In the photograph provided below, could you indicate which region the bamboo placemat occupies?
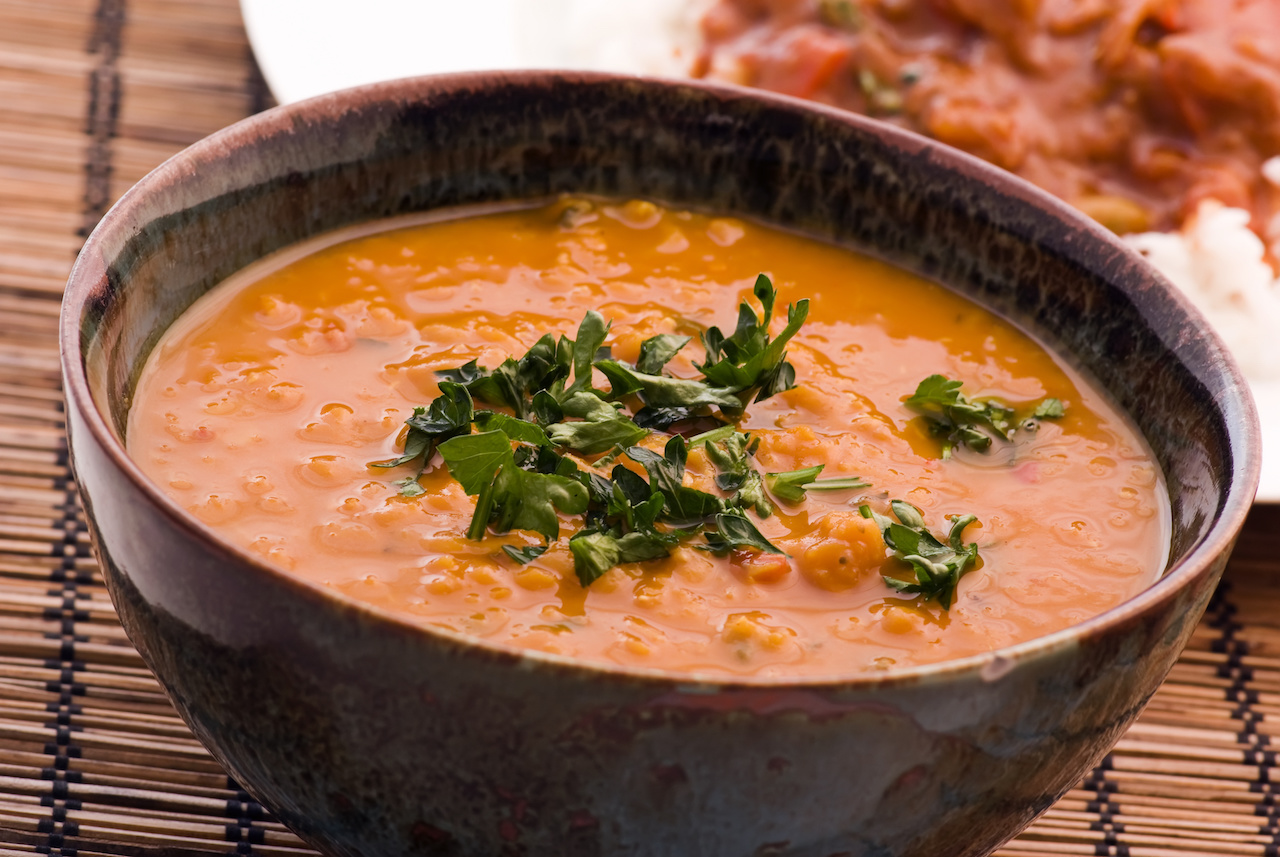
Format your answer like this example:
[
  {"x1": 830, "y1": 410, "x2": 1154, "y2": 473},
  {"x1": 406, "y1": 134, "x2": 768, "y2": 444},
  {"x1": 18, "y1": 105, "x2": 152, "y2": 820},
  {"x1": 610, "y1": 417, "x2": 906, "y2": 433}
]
[{"x1": 1, "y1": 1, "x2": 1277, "y2": 854}]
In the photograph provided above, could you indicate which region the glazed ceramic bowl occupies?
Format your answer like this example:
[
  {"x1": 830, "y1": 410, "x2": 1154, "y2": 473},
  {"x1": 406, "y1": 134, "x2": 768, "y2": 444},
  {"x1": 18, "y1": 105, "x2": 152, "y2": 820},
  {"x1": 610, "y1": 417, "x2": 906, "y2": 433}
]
[{"x1": 61, "y1": 72, "x2": 1259, "y2": 857}]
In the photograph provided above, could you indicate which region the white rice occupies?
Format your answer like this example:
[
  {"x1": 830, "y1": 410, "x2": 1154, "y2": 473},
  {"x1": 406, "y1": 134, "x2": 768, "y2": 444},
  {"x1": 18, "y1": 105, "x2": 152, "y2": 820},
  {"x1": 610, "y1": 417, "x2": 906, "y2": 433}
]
[
  {"x1": 1125, "y1": 190, "x2": 1280, "y2": 500},
  {"x1": 513, "y1": 0, "x2": 708, "y2": 78},
  {"x1": 1126, "y1": 197, "x2": 1280, "y2": 383}
]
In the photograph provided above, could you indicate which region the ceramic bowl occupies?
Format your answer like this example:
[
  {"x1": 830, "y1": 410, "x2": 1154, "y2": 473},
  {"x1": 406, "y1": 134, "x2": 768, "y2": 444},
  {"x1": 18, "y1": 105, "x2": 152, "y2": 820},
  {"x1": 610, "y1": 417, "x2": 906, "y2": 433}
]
[{"x1": 61, "y1": 72, "x2": 1260, "y2": 857}]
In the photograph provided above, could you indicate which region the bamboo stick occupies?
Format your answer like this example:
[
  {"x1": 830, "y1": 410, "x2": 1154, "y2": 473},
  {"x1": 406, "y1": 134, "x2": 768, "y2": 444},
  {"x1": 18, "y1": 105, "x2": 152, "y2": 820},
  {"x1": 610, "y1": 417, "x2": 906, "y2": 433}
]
[
  {"x1": 0, "y1": 798, "x2": 307, "y2": 848},
  {"x1": 0, "y1": 206, "x2": 81, "y2": 237},
  {"x1": 0, "y1": 296, "x2": 60, "y2": 319},
  {"x1": 0, "y1": 369, "x2": 61, "y2": 393},
  {"x1": 1053, "y1": 793, "x2": 1263, "y2": 823},
  {"x1": 0, "y1": 290, "x2": 70, "y2": 313}
]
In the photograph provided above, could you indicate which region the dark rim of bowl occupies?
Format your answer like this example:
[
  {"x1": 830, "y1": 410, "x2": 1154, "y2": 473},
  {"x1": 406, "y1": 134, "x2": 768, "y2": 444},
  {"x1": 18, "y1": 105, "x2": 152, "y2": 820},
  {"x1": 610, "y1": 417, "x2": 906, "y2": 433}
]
[{"x1": 60, "y1": 69, "x2": 1262, "y2": 690}]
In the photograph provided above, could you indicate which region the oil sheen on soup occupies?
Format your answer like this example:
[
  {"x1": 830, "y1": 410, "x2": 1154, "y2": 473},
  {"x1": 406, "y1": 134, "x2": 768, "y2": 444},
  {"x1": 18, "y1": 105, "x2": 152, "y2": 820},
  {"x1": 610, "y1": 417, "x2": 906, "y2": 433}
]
[{"x1": 126, "y1": 198, "x2": 1168, "y2": 678}]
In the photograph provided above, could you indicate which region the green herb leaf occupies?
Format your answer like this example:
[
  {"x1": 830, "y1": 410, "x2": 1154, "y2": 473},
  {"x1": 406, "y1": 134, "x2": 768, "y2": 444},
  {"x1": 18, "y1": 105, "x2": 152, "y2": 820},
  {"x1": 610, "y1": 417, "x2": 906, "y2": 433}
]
[
  {"x1": 435, "y1": 360, "x2": 486, "y2": 386},
  {"x1": 636, "y1": 333, "x2": 692, "y2": 374},
  {"x1": 603, "y1": 468, "x2": 667, "y2": 533},
  {"x1": 372, "y1": 382, "x2": 476, "y2": 494},
  {"x1": 947, "y1": 514, "x2": 979, "y2": 552},
  {"x1": 558, "y1": 391, "x2": 623, "y2": 421},
  {"x1": 702, "y1": 511, "x2": 785, "y2": 555},
  {"x1": 809, "y1": 476, "x2": 872, "y2": 492},
  {"x1": 696, "y1": 274, "x2": 808, "y2": 405},
  {"x1": 860, "y1": 500, "x2": 980, "y2": 609},
  {"x1": 493, "y1": 467, "x2": 589, "y2": 541},
  {"x1": 1033, "y1": 398, "x2": 1066, "y2": 419},
  {"x1": 465, "y1": 467, "x2": 497, "y2": 540},
  {"x1": 768, "y1": 468, "x2": 874, "y2": 502},
  {"x1": 687, "y1": 424, "x2": 738, "y2": 448},
  {"x1": 626, "y1": 442, "x2": 723, "y2": 524},
  {"x1": 596, "y1": 359, "x2": 742, "y2": 409},
  {"x1": 546, "y1": 416, "x2": 650, "y2": 455},
  {"x1": 542, "y1": 449, "x2": 612, "y2": 505},
  {"x1": 463, "y1": 362, "x2": 522, "y2": 415},
  {"x1": 393, "y1": 476, "x2": 427, "y2": 498},
  {"x1": 532, "y1": 390, "x2": 564, "y2": 426},
  {"x1": 376, "y1": 427, "x2": 431, "y2": 471},
  {"x1": 755, "y1": 360, "x2": 797, "y2": 403},
  {"x1": 502, "y1": 544, "x2": 548, "y2": 565},
  {"x1": 567, "y1": 311, "x2": 611, "y2": 396},
  {"x1": 519, "y1": 334, "x2": 572, "y2": 398},
  {"x1": 633, "y1": 406, "x2": 699, "y2": 430},
  {"x1": 438, "y1": 430, "x2": 589, "y2": 541},
  {"x1": 570, "y1": 529, "x2": 681, "y2": 587},
  {"x1": 610, "y1": 465, "x2": 654, "y2": 507},
  {"x1": 473, "y1": 412, "x2": 552, "y2": 447},
  {"x1": 704, "y1": 432, "x2": 771, "y2": 517},
  {"x1": 765, "y1": 464, "x2": 825, "y2": 504},
  {"x1": 437, "y1": 334, "x2": 571, "y2": 420},
  {"x1": 889, "y1": 499, "x2": 927, "y2": 531},
  {"x1": 904, "y1": 374, "x2": 1016, "y2": 457},
  {"x1": 405, "y1": 382, "x2": 474, "y2": 436},
  {"x1": 437, "y1": 430, "x2": 513, "y2": 494}
]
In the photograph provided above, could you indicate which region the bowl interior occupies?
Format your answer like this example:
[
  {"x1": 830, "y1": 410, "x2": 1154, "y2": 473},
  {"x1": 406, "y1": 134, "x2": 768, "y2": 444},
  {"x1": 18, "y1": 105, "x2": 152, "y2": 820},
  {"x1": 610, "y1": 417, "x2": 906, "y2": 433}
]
[{"x1": 70, "y1": 72, "x2": 1256, "y2": 628}]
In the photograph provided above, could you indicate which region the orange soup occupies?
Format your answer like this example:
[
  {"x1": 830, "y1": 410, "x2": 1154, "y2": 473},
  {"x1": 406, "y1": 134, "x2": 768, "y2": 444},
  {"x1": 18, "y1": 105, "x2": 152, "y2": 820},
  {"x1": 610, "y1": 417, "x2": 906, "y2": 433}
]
[{"x1": 126, "y1": 197, "x2": 1168, "y2": 678}]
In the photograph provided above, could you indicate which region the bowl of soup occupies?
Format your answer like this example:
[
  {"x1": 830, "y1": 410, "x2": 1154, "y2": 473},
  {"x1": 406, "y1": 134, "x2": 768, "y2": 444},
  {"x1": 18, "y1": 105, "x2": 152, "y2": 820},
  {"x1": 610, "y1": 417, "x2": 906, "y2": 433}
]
[{"x1": 61, "y1": 71, "x2": 1259, "y2": 857}]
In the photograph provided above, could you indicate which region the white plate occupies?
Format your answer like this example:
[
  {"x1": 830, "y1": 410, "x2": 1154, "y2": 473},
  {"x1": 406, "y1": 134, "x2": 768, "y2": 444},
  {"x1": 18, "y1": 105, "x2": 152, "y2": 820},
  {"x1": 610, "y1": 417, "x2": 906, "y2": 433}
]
[
  {"x1": 239, "y1": 0, "x2": 1273, "y2": 502},
  {"x1": 241, "y1": 0, "x2": 520, "y2": 105},
  {"x1": 1252, "y1": 382, "x2": 1278, "y2": 502},
  {"x1": 239, "y1": 0, "x2": 701, "y2": 106}
]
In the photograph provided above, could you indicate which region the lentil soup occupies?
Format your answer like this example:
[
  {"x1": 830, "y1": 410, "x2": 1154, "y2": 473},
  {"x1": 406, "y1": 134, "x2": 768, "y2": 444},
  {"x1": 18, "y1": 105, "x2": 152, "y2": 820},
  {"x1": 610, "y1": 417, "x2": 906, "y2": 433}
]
[{"x1": 126, "y1": 197, "x2": 1168, "y2": 678}]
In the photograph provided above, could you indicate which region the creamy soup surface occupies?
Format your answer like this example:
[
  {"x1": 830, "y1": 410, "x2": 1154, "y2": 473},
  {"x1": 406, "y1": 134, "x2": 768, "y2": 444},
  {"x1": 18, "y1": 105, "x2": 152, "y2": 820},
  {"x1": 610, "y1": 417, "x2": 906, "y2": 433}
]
[{"x1": 127, "y1": 198, "x2": 1168, "y2": 678}]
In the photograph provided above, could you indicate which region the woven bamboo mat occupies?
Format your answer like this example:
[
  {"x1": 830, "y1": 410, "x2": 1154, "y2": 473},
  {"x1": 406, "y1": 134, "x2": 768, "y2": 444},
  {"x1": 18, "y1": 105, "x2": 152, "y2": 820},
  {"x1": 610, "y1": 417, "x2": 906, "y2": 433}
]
[{"x1": 1, "y1": 1, "x2": 1278, "y2": 854}]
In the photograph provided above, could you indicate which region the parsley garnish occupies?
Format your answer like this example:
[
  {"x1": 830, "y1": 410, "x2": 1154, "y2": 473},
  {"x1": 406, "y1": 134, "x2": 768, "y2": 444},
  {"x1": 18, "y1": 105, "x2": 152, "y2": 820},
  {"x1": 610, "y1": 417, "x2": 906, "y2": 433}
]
[
  {"x1": 373, "y1": 279, "x2": 1005, "y2": 608},
  {"x1": 765, "y1": 465, "x2": 871, "y2": 504},
  {"x1": 702, "y1": 510, "x2": 784, "y2": 555},
  {"x1": 370, "y1": 381, "x2": 474, "y2": 496},
  {"x1": 636, "y1": 333, "x2": 691, "y2": 374},
  {"x1": 1033, "y1": 398, "x2": 1065, "y2": 419},
  {"x1": 568, "y1": 466, "x2": 694, "y2": 586},
  {"x1": 596, "y1": 359, "x2": 742, "y2": 410},
  {"x1": 766, "y1": 465, "x2": 824, "y2": 503},
  {"x1": 625, "y1": 438, "x2": 725, "y2": 525},
  {"x1": 377, "y1": 274, "x2": 803, "y2": 587},
  {"x1": 437, "y1": 430, "x2": 590, "y2": 541},
  {"x1": 473, "y1": 411, "x2": 551, "y2": 447},
  {"x1": 703, "y1": 432, "x2": 772, "y2": 517},
  {"x1": 905, "y1": 374, "x2": 1066, "y2": 458},
  {"x1": 859, "y1": 500, "x2": 980, "y2": 609},
  {"x1": 808, "y1": 476, "x2": 873, "y2": 492},
  {"x1": 502, "y1": 544, "x2": 548, "y2": 565},
  {"x1": 436, "y1": 334, "x2": 569, "y2": 421},
  {"x1": 545, "y1": 416, "x2": 649, "y2": 456},
  {"x1": 696, "y1": 274, "x2": 809, "y2": 408},
  {"x1": 570, "y1": 529, "x2": 683, "y2": 587}
]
